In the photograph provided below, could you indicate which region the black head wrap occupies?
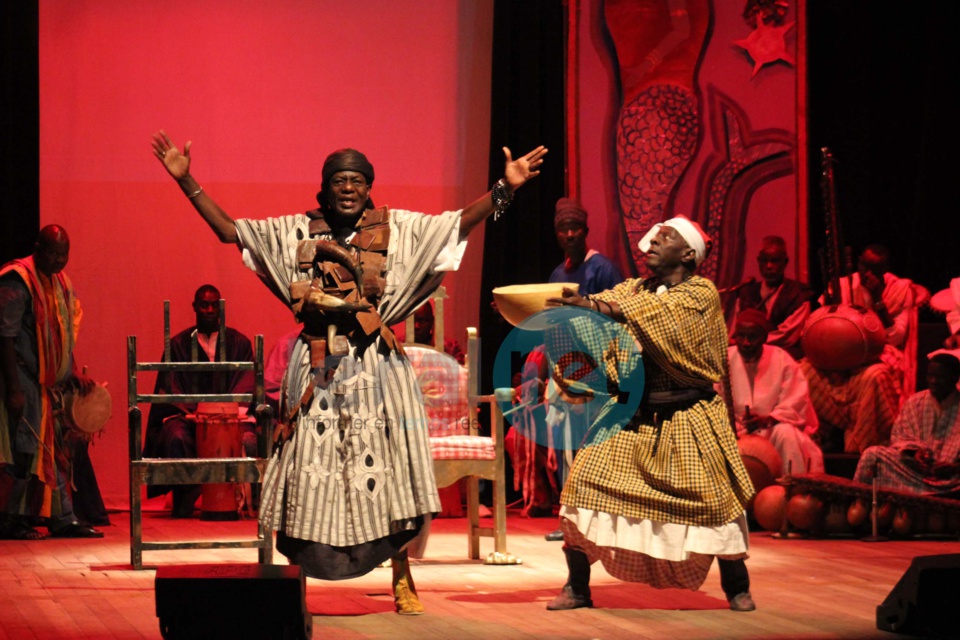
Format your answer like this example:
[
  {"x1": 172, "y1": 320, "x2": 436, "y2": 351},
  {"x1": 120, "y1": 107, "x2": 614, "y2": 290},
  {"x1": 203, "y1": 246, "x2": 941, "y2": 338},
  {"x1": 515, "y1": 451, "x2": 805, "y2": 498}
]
[
  {"x1": 930, "y1": 353, "x2": 960, "y2": 380},
  {"x1": 316, "y1": 148, "x2": 375, "y2": 210}
]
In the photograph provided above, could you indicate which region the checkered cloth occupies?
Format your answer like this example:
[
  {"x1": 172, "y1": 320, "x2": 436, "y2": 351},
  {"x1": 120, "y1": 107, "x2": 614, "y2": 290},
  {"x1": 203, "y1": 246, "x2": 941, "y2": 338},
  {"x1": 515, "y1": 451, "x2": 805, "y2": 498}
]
[
  {"x1": 405, "y1": 347, "x2": 494, "y2": 461},
  {"x1": 404, "y1": 346, "x2": 473, "y2": 438},
  {"x1": 560, "y1": 276, "x2": 754, "y2": 527},
  {"x1": 800, "y1": 359, "x2": 900, "y2": 453},
  {"x1": 429, "y1": 435, "x2": 496, "y2": 460},
  {"x1": 853, "y1": 389, "x2": 960, "y2": 494},
  {"x1": 562, "y1": 521, "x2": 714, "y2": 590}
]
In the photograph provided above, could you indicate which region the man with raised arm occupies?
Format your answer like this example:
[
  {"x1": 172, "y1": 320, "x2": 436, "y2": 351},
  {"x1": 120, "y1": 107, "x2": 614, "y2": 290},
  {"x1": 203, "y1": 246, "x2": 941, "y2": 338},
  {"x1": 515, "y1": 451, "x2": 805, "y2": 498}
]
[{"x1": 152, "y1": 130, "x2": 545, "y2": 615}]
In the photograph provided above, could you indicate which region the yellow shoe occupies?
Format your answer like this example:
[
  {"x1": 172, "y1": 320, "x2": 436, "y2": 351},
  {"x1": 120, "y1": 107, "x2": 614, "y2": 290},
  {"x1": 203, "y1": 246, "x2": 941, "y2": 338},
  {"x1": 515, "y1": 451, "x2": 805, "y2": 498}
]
[{"x1": 392, "y1": 552, "x2": 425, "y2": 616}]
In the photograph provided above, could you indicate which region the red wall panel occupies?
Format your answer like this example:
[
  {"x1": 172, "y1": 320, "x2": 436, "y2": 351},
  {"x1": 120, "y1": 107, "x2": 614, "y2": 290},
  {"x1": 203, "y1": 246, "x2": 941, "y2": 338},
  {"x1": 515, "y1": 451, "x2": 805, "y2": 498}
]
[{"x1": 40, "y1": 0, "x2": 493, "y2": 508}]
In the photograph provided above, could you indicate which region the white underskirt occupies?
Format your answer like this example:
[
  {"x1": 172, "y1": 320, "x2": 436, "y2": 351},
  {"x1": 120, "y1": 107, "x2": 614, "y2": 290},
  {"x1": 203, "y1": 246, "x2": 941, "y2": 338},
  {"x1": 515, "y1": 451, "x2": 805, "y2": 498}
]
[{"x1": 559, "y1": 505, "x2": 750, "y2": 562}]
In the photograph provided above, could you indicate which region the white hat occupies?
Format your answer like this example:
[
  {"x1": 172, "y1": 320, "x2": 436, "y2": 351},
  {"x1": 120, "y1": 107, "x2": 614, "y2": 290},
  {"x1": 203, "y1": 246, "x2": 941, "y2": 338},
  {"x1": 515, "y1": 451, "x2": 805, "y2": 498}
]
[
  {"x1": 929, "y1": 277, "x2": 960, "y2": 313},
  {"x1": 638, "y1": 215, "x2": 712, "y2": 266}
]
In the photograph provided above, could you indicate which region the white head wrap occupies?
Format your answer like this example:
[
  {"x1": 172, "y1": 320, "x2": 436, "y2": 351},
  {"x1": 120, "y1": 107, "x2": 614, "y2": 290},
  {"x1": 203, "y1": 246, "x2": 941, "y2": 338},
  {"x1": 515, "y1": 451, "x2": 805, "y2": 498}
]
[{"x1": 637, "y1": 215, "x2": 711, "y2": 267}]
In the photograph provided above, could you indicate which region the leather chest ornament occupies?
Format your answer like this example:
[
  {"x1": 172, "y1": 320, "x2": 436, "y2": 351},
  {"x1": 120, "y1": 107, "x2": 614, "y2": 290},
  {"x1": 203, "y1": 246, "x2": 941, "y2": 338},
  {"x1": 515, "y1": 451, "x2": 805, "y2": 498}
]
[{"x1": 288, "y1": 207, "x2": 395, "y2": 361}]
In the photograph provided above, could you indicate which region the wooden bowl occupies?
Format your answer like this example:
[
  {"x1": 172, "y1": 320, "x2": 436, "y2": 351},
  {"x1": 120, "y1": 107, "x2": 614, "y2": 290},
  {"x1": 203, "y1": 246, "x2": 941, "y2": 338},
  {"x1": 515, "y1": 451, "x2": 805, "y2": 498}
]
[{"x1": 492, "y1": 283, "x2": 579, "y2": 328}]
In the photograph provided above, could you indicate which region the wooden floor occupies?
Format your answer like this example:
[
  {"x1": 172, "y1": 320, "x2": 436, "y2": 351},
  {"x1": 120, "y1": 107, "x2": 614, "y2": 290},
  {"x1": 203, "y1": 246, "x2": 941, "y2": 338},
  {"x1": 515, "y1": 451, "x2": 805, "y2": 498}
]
[{"x1": 0, "y1": 506, "x2": 957, "y2": 640}]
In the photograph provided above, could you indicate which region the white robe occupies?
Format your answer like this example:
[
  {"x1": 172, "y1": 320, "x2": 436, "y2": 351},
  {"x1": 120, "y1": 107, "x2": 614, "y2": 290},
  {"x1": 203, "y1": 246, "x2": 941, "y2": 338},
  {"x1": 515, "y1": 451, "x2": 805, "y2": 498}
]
[{"x1": 724, "y1": 344, "x2": 824, "y2": 475}]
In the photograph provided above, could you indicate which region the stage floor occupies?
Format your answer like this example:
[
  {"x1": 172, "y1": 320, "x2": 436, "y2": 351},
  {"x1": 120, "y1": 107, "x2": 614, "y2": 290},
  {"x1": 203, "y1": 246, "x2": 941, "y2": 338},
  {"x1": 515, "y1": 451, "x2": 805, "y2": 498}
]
[{"x1": 0, "y1": 506, "x2": 954, "y2": 639}]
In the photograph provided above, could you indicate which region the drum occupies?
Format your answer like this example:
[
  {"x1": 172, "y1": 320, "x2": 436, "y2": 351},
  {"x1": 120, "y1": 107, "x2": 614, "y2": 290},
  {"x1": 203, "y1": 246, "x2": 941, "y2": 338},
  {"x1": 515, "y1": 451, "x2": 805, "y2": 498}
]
[
  {"x1": 738, "y1": 434, "x2": 783, "y2": 510},
  {"x1": 195, "y1": 402, "x2": 242, "y2": 521},
  {"x1": 801, "y1": 303, "x2": 886, "y2": 371},
  {"x1": 62, "y1": 383, "x2": 112, "y2": 435}
]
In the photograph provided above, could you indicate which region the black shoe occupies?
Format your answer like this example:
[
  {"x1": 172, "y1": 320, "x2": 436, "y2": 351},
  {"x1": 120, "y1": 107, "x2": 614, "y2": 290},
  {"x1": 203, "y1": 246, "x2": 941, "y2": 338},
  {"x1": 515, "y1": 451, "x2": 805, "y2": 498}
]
[
  {"x1": 546, "y1": 585, "x2": 592, "y2": 611},
  {"x1": 544, "y1": 528, "x2": 564, "y2": 542},
  {"x1": 728, "y1": 592, "x2": 756, "y2": 612},
  {"x1": 50, "y1": 523, "x2": 104, "y2": 538}
]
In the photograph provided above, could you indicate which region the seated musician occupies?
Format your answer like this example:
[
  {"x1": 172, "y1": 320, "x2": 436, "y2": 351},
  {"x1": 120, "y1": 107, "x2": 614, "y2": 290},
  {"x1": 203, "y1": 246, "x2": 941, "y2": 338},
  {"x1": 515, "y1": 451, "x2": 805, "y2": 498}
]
[
  {"x1": 853, "y1": 353, "x2": 960, "y2": 495},
  {"x1": 799, "y1": 245, "x2": 915, "y2": 453},
  {"x1": 730, "y1": 236, "x2": 813, "y2": 361},
  {"x1": 721, "y1": 310, "x2": 824, "y2": 475},
  {"x1": 143, "y1": 284, "x2": 255, "y2": 517}
]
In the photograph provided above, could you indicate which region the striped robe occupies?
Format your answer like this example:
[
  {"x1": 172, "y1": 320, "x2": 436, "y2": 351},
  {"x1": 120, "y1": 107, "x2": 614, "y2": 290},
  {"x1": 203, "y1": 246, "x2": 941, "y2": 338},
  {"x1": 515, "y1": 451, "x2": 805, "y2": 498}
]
[
  {"x1": 559, "y1": 276, "x2": 754, "y2": 590},
  {"x1": 0, "y1": 257, "x2": 80, "y2": 518},
  {"x1": 235, "y1": 208, "x2": 460, "y2": 579}
]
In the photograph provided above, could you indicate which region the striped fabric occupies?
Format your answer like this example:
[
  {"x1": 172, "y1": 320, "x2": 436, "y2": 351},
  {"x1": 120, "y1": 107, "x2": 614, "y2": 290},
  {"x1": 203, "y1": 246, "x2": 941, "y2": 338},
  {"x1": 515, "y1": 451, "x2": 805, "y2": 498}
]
[
  {"x1": 236, "y1": 209, "x2": 461, "y2": 548},
  {"x1": 0, "y1": 257, "x2": 80, "y2": 516}
]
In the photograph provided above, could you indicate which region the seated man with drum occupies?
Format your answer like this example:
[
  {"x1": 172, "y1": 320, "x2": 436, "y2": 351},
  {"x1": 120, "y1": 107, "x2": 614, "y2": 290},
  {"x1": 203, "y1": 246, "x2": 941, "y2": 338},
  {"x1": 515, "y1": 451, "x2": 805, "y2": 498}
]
[
  {"x1": 722, "y1": 309, "x2": 824, "y2": 475},
  {"x1": 800, "y1": 245, "x2": 916, "y2": 453},
  {"x1": 0, "y1": 225, "x2": 104, "y2": 539},
  {"x1": 143, "y1": 284, "x2": 256, "y2": 518}
]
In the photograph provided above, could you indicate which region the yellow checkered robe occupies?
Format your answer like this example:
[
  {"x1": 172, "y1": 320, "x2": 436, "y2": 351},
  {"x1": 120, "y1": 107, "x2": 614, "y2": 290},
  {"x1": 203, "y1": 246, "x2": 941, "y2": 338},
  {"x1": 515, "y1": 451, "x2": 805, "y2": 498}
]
[{"x1": 560, "y1": 276, "x2": 754, "y2": 527}]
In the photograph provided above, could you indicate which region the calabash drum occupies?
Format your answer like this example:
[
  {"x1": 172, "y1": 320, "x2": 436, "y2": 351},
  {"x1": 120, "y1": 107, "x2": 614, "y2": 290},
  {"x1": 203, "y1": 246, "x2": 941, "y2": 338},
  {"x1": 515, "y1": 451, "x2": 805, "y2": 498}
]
[
  {"x1": 62, "y1": 383, "x2": 112, "y2": 435},
  {"x1": 195, "y1": 402, "x2": 242, "y2": 521},
  {"x1": 737, "y1": 434, "x2": 783, "y2": 510},
  {"x1": 801, "y1": 304, "x2": 886, "y2": 371},
  {"x1": 752, "y1": 484, "x2": 787, "y2": 532}
]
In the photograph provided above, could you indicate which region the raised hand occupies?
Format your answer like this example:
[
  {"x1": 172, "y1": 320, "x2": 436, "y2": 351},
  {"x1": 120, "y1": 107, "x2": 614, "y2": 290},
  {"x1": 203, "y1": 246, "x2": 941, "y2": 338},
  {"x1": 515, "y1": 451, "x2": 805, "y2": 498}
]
[
  {"x1": 742, "y1": 413, "x2": 772, "y2": 433},
  {"x1": 151, "y1": 130, "x2": 192, "y2": 181},
  {"x1": 503, "y1": 145, "x2": 548, "y2": 191},
  {"x1": 70, "y1": 372, "x2": 97, "y2": 395}
]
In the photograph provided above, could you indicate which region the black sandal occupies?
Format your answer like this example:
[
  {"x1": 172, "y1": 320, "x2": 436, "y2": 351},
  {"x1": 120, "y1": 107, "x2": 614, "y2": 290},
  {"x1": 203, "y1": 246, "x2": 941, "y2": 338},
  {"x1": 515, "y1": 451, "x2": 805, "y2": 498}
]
[
  {"x1": 49, "y1": 523, "x2": 104, "y2": 538},
  {"x1": 0, "y1": 517, "x2": 47, "y2": 540}
]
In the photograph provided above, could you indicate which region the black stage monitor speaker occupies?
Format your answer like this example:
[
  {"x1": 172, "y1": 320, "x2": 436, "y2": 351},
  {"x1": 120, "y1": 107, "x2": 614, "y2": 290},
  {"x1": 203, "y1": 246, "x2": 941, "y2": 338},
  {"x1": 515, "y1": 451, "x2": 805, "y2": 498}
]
[
  {"x1": 876, "y1": 553, "x2": 960, "y2": 638},
  {"x1": 155, "y1": 563, "x2": 311, "y2": 640}
]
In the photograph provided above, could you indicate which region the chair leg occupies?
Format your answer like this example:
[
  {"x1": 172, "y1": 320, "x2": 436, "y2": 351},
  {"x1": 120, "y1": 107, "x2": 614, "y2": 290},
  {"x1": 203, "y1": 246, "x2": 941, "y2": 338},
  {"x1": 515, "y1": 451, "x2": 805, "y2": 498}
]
[
  {"x1": 466, "y1": 476, "x2": 480, "y2": 560},
  {"x1": 483, "y1": 470, "x2": 521, "y2": 565},
  {"x1": 130, "y1": 471, "x2": 143, "y2": 570},
  {"x1": 493, "y1": 472, "x2": 507, "y2": 554}
]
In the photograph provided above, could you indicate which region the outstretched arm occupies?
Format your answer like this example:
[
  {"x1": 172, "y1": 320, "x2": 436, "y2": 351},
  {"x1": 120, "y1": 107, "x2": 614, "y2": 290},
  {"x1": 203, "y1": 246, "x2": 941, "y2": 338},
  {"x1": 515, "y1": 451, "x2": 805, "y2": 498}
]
[
  {"x1": 151, "y1": 130, "x2": 238, "y2": 244},
  {"x1": 458, "y1": 145, "x2": 548, "y2": 239},
  {"x1": 546, "y1": 288, "x2": 625, "y2": 322}
]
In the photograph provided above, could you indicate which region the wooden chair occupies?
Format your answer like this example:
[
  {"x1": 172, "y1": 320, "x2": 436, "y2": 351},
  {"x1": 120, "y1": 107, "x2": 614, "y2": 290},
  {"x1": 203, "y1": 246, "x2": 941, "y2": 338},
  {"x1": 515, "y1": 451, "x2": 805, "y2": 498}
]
[
  {"x1": 127, "y1": 301, "x2": 273, "y2": 569},
  {"x1": 402, "y1": 289, "x2": 520, "y2": 564}
]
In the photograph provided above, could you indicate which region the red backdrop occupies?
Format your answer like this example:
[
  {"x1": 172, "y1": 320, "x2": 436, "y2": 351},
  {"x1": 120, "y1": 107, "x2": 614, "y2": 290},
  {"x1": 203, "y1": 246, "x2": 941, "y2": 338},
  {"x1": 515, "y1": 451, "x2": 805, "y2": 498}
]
[{"x1": 39, "y1": 0, "x2": 494, "y2": 509}]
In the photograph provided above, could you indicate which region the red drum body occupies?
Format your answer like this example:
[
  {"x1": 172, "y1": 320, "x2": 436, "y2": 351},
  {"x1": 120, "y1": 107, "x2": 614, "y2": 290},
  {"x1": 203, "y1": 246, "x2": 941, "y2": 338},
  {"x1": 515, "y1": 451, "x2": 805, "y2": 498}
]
[
  {"x1": 195, "y1": 403, "x2": 242, "y2": 521},
  {"x1": 801, "y1": 304, "x2": 886, "y2": 371},
  {"x1": 737, "y1": 434, "x2": 783, "y2": 509}
]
